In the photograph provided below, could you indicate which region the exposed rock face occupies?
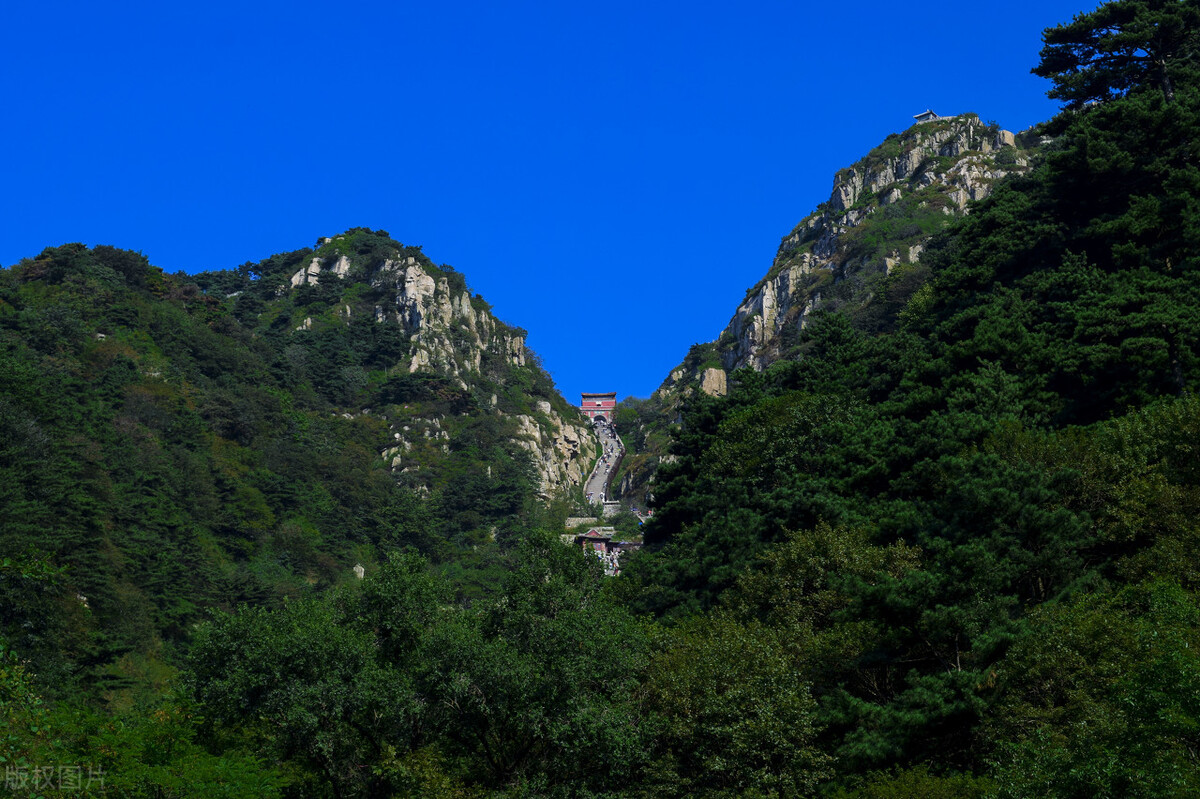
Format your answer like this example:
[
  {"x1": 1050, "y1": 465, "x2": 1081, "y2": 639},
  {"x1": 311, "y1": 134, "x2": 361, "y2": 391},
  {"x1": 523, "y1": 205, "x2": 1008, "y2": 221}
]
[
  {"x1": 291, "y1": 256, "x2": 323, "y2": 287},
  {"x1": 286, "y1": 238, "x2": 596, "y2": 498},
  {"x1": 289, "y1": 254, "x2": 352, "y2": 287},
  {"x1": 717, "y1": 114, "x2": 1033, "y2": 374},
  {"x1": 367, "y1": 256, "x2": 528, "y2": 380},
  {"x1": 616, "y1": 114, "x2": 1037, "y2": 503},
  {"x1": 510, "y1": 413, "x2": 593, "y2": 493},
  {"x1": 700, "y1": 367, "x2": 727, "y2": 397}
]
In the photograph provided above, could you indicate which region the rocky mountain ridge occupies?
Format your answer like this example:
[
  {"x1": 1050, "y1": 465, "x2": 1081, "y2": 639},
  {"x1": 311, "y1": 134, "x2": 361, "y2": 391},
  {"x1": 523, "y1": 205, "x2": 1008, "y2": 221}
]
[
  {"x1": 282, "y1": 233, "x2": 596, "y2": 497},
  {"x1": 614, "y1": 114, "x2": 1040, "y2": 505},
  {"x1": 717, "y1": 114, "x2": 1031, "y2": 373},
  {"x1": 644, "y1": 115, "x2": 1039, "y2": 409},
  {"x1": 695, "y1": 114, "x2": 1036, "y2": 386}
]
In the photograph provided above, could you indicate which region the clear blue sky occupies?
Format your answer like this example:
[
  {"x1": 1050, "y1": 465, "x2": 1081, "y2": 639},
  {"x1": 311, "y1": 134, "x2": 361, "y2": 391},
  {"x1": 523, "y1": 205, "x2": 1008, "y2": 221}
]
[{"x1": 2, "y1": 0, "x2": 1090, "y2": 403}]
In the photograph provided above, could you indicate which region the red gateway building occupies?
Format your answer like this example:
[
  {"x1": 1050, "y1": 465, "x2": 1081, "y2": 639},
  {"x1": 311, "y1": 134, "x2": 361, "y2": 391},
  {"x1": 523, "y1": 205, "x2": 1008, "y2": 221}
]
[{"x1": 581, "y1": 392, "x2": 617, "y2": 422}]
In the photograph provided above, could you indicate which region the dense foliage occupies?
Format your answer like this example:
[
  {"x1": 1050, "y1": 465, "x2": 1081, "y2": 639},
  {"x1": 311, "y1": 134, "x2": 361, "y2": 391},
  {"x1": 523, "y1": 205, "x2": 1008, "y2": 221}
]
[
  {"x1": 0, "y1": 229, "x2": 577, "y2": 703},
  {"x1": 620, "y1": 1, "x2": 1200, "y2": 792},
  {"x1": 4, "y1": 2, "x2": 1200, "y2": 796}
]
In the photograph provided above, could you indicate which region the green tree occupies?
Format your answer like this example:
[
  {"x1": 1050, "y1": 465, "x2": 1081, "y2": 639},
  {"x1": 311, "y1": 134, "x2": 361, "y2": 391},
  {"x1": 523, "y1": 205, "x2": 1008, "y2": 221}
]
[
  {"x1": 984, "y1": 581, "x2": 1200, "y2": 798},
  {"x1": 189, "y1": 591, "x2": 428, "y2": 797},
  {"x1": 423, "y1": 532, "x2": 650, "y2": 794},
  {"x1": 641, "y1": 614, "x2": 831, "y2": 797},
  {"x1": 829, "y1": 766, "x2": 993, "y2": 799},
  {"x1": 1033, "y1": 0, "x2": 1200, "y2": 106}
]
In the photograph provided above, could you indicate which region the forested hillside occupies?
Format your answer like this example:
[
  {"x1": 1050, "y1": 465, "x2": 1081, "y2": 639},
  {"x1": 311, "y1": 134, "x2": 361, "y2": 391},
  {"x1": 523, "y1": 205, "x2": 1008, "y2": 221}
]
[
  {"x1": 4, "y1": 1, "x2": 1200, "y2": 797},
  {"x1": 625, "y1": 0, "x2": 1200, "y2": 793},
  {"x1": 0, "y1": 229, "x2": 593, "y2": 706},
  {"x1": 614, "y1": 114, "x2": 1040, "y2": 507}
]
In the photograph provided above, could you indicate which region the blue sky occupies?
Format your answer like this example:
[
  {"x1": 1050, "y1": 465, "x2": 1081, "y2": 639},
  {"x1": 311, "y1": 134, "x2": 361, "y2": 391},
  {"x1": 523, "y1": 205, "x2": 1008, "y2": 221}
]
[{"x1": 2, "y1": 0, "x2": 1091, "y2": 403}]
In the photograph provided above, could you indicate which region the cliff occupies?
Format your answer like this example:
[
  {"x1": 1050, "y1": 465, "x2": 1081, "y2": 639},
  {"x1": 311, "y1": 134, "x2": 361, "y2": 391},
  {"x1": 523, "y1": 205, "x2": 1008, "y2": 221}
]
[
  {"x1": 0, "y1": 231, "x2": 599, "y2": 690},
  {"x1": 717, "y1": 114, "x2": 1033, "y2": 373},
  {"x1": 616, "y1": 114, "x2": 1040, "y2": 504},
  {"x1": 282, "y1": 231, "x2": 596, "y2": 497}
]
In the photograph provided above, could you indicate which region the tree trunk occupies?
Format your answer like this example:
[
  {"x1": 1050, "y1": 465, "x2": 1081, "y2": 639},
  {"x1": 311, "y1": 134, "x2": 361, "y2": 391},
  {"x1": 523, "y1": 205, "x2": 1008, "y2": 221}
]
[{"x1": 1158, "y1": 57, "x2": 1175, "y2": 103}]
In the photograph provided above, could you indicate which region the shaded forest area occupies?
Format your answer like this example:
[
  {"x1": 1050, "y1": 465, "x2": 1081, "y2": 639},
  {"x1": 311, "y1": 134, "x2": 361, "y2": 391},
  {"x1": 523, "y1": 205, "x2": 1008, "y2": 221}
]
[{"x1": 5, "y1": 1, "x2": 1200, "y2": 796}]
